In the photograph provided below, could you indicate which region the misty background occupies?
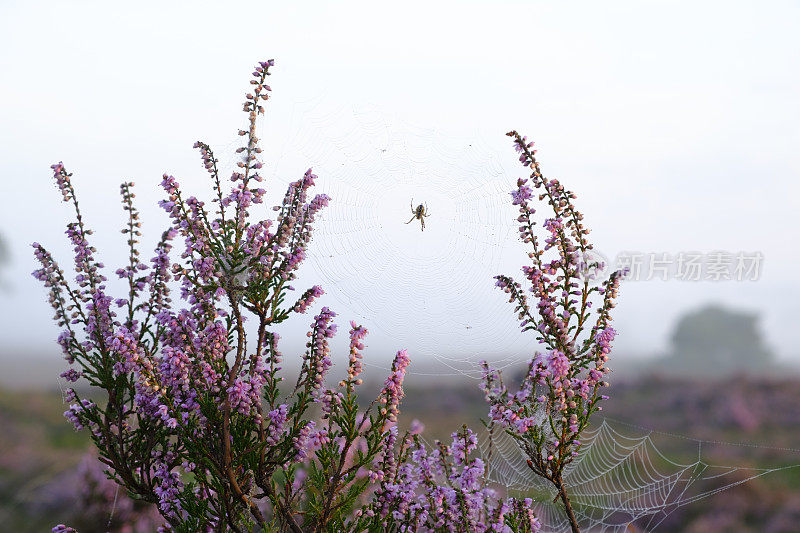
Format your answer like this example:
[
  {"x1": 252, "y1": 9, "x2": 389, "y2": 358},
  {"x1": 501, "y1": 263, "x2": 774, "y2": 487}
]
[{"x1": 1, "y1": 0, "x2": 799, "y2": 385}]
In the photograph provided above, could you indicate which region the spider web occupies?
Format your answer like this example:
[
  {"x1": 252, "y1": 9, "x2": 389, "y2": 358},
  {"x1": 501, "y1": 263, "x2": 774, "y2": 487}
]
[
  {"x1": 265, "y1": 97, "x2": 538, "y2": 377},
  {"x1": 480, "y1": 417, "x2": 800, "y2": 532}
]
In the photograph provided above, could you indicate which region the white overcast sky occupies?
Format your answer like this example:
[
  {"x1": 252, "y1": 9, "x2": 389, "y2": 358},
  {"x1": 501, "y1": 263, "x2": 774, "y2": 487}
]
[{"x1": 1, "y1": 0, "x2": 799, "y2": 374}]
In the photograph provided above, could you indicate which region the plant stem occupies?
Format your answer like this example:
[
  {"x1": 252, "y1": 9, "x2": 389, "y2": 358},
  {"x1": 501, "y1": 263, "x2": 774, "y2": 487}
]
[{"x1": 555, "y1": 476, "x2": 580, "y2": 533}]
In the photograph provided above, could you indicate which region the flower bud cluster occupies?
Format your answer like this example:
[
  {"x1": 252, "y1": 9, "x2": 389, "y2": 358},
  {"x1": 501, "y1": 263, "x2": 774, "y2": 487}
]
[{"x1": 361, "y1": 428, "x2": 541, "y2": 532}]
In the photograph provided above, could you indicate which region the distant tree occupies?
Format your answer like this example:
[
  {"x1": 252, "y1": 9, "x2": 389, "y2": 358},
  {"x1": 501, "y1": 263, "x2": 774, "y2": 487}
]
[{"x1": 663, "y1": 304, "x2": 773, "y2": 375}]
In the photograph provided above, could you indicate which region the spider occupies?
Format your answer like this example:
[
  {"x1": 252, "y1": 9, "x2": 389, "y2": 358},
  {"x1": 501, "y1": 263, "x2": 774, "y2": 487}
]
[{"x1": 406, "y1": 199, "x2": 430, "y2": 231}]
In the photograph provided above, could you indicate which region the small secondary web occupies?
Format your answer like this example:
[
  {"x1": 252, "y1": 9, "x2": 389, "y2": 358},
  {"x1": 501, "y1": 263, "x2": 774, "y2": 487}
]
[{"x1": 479, "y1": 416, "x2": 800, "y2": 532}]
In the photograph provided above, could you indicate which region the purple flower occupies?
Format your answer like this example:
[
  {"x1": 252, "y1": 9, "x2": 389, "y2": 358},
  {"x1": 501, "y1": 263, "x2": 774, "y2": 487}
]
[
  {"x1": 510, "y1": 178, "x2": 533, "y2": 205},
  {"x1": 379, "y1": 349, "x2": 410, "y2": 425}
]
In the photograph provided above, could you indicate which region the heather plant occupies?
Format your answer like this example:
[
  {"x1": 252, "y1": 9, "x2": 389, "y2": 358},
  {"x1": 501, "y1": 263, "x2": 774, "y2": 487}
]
[
  {"x1": 481, "y1": 132, "x2": 625, "y2": 533},
  {"x1": 34, "y1": 60, "x2": 541, "y2": 532},
  {"x1": 34, "y1": 59, "x2": 412, "y2": 532},
  {"x1": 357, "y1": 425, "x2": 541, "y2": 532}
]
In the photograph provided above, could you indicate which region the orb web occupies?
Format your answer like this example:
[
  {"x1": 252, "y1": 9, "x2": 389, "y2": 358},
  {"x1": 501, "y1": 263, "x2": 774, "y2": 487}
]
[{"x1": 272, "y1": 99, "x2": 538, "y2": 376}]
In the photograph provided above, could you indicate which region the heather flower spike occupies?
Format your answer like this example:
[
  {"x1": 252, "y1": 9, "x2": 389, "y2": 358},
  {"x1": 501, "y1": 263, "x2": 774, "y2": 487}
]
[{"x1": 481, "y1": 131, "x2": 625, "y2": 533}]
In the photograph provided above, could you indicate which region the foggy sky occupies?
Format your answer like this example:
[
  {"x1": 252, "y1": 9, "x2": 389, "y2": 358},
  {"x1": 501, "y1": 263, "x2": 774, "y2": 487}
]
[{"x1": 1, "y1": 0, "x2": 799, "y2": 375}]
